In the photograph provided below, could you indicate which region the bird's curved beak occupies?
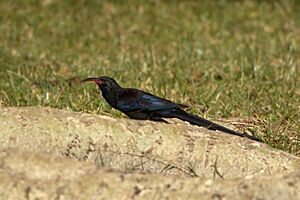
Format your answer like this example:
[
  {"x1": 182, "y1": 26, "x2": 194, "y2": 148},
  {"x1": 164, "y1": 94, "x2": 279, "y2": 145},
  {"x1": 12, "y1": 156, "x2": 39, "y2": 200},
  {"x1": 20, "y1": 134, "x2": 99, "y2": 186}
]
[{"x1": 81, "y1": 77, "x2": 103, "y2": 84}]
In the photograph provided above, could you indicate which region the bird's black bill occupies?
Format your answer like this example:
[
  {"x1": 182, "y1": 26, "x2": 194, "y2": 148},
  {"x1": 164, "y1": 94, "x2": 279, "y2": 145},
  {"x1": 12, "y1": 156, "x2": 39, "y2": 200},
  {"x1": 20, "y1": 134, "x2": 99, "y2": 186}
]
[{"x1": 81, "y1": 77, "x2": 103, "y2": 84}]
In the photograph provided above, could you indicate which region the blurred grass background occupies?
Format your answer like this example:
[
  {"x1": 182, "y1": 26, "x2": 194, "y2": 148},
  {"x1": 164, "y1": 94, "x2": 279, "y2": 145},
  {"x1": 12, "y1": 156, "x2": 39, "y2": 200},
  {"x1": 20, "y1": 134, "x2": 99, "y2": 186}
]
[{"x1": 0, "y1": 0, "x2": 299, "y2": 153}]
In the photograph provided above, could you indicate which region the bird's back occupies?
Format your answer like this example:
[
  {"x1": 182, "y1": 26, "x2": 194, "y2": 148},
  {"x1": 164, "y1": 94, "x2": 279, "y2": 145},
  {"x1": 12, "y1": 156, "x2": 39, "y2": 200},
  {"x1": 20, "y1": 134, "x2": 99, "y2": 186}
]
[{"x1": 116, "y1": 88, "x2": 186, "y2": 112}]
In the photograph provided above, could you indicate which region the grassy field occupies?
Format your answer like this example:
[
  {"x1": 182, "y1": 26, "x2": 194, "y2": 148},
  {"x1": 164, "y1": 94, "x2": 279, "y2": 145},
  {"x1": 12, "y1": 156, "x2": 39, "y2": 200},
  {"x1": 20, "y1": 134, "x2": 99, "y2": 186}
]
[{"x1": 0, "y1": 0, "x2": 299, "y2": 154}]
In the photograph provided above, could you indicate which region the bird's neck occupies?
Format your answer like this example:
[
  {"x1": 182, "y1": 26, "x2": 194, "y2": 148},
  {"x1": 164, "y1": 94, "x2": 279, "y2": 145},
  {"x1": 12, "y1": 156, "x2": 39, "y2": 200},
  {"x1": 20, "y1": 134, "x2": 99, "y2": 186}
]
[{"x1": 99, "y1": 86, "x2": 122, "y2": 108}]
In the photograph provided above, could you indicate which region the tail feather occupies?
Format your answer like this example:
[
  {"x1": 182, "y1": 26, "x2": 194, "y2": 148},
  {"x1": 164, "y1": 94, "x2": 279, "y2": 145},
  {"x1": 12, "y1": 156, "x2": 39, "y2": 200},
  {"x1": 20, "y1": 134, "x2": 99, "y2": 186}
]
[{"x1": 171, "y1": 109, "x2": 260, "y2": 142}]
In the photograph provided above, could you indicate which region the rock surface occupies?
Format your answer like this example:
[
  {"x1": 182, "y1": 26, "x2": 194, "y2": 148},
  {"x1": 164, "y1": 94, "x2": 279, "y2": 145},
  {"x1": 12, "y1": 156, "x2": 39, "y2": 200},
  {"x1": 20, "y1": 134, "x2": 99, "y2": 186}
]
[
  {"x1": 0, "y1": 107, "x2": 300, "y2": 199},
  {"x1": 0, "y1": 148, "x2": 300, "y2": 200}
]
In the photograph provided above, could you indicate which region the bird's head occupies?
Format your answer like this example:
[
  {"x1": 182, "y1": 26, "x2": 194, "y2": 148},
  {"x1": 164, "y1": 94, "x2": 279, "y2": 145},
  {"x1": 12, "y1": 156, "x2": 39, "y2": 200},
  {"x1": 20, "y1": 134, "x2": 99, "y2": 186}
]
[{"x1": 81, "y1": 76, "x2": 121, "y2": 92}]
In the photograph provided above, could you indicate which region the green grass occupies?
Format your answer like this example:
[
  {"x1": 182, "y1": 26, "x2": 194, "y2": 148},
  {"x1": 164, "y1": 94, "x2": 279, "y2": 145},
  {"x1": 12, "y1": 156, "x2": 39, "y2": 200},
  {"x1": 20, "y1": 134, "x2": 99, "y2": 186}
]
[{"x1": 0, "y1": 0, "x2": 299, "y2": 154}]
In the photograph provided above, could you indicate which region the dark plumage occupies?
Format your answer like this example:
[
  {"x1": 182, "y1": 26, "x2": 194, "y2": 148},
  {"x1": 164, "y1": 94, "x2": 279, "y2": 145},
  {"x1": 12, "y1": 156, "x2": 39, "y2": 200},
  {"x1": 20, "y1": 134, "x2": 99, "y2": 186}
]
[{"x1": 82, "y1": 76, "x2": 260, "y2": 141}]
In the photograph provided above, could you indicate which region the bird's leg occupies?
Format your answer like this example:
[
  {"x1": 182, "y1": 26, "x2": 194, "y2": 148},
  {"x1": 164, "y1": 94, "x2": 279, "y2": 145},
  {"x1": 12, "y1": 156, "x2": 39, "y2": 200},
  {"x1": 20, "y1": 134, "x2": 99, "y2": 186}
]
[
  {"x1": 149, "y1": 116, "x2": 170, "y2": 124},
  {"x1": 147, "y1": 112, "x2": 169, "y2": 123}
]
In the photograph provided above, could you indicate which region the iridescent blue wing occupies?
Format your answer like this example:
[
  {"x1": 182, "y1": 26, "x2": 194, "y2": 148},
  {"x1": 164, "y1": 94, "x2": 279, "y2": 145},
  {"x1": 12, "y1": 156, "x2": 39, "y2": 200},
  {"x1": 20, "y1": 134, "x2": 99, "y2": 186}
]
[{"x1": 117, "y1": 89, "x2": 186, "y2": 112}]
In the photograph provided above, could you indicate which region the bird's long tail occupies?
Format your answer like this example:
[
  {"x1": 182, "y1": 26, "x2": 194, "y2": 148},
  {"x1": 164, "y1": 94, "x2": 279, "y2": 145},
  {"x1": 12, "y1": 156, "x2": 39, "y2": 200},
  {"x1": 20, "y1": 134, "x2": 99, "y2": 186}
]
[{"x1": 171, "y1": 109, "x2": 260, "y2": 142}]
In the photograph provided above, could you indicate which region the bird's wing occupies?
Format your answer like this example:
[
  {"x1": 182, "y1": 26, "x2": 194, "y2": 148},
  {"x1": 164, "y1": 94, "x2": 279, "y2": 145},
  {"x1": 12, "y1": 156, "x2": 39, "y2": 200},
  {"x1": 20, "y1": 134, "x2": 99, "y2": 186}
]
[{"x1": 117, "y1": 89, "x2": 183, "y2": 112}]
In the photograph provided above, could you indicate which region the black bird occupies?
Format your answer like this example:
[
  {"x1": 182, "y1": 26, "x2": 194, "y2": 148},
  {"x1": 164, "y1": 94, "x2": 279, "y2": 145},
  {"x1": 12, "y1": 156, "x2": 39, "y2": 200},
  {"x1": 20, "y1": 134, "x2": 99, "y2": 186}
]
[{"x1": 82, "y1": 76, "x2": 260, "y2": 141}]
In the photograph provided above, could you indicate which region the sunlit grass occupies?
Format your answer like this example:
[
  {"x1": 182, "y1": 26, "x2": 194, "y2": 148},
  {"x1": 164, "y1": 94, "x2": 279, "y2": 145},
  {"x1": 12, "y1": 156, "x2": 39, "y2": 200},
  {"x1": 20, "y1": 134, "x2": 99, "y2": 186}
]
[{"x1": 0, "y1": 0, "x2": 299, "y2": 154}]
